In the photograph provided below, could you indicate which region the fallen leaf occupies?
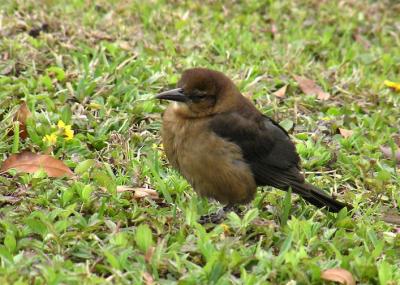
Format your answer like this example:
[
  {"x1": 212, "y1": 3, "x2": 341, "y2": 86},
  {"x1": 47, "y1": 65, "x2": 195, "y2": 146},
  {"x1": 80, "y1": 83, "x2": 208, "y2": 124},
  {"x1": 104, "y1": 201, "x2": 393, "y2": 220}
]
[
  {"x1": 384, "y1": 80, "x2": 400, "y2": 92},
  {"x1": 0, "y1": 195, "x2": 21, "y2": 205},
  {"x1": 116, "y1": 186, "x2": 135, "y2": 192},
  {"x1": 89, "y1": 30, "x2": 114, "y2": 41},
  {"x1": 0, "y1": 151, "x2": 73, "y2": 177},
  {"x1": 380, "y1": 146, "x2": 400, "y2": 163},
  {"x1": 2, "y1": 52, "x2": 9, "y2": 60},
  {"x1": 317, "y1": 92, "x2": 330, "y2": 100},
  {"x1": 339, "y1": 128, "x2": 354, "y2": 138},
  {"x1": 116, "y1": 186, "x2": 160, "y2": 200},
  {"x1": 118, "y1": 41, "x2": 132, "y2": 51},
  {"x1": 252, "y1": 218, "x2": 278, "y2": 228},
  {"x1": 294, "y1": 75, "x2": 330, "y2": 100},
  {"x1": 321, "y1": 268, "x2": 355, "y2": 285},
  {"x1": 382, "y1": 213, "x2": 400, "y2": 225},
  {"x1": 142, "y1": 272, "x2": 154, "y2": 285},
  {"x1": 273, "y1": 85, "x2": 287, "y2": 98},
  {"x1": 14, "y1": 102, "x2": 31, "y2": 139},
  {"x1": 144, "y1": 246, "x2": 155, "y2": 263},
  {"x1": 133, "y1": 188, "x2": 159, "y2": 200}
]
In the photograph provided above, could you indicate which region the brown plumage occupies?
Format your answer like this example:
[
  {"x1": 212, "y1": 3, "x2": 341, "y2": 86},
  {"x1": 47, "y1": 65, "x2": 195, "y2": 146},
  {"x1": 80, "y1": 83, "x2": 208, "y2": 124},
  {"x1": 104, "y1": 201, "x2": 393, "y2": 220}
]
[{"x1": 156, "y1": 68, "x2": 350, "y2": 221}]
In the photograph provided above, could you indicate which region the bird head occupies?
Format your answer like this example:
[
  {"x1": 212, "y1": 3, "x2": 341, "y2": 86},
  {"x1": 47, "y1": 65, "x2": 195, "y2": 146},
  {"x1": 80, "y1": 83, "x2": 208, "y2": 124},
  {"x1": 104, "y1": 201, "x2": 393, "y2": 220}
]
[{"x1": 156, "y1": 68, "x2": 243, "y2": 117}]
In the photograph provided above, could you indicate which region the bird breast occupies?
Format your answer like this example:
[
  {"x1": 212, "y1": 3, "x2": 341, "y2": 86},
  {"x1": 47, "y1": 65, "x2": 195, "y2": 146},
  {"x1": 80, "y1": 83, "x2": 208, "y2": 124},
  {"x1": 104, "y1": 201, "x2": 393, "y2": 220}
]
[{"x1": 161, "y1": 106, "x2": 257, "y2": 204}]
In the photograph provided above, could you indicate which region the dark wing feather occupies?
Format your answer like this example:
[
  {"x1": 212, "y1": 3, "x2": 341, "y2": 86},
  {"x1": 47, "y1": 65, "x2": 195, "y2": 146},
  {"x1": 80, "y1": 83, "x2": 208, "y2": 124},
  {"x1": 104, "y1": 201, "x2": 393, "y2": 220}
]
[
  {"x1": 209, "y1": 110, "x2": 350, "y2": 212},
  {"x1": 209, "y1": 111, "x2": 303, "y2": 187}
]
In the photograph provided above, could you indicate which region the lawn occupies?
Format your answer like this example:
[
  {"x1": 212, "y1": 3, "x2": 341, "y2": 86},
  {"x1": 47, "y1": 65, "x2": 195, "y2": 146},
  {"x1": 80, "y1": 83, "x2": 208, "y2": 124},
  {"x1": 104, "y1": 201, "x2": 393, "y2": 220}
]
[{"x1": 0, "y1": 0, "x2": 399, "y2": 284}]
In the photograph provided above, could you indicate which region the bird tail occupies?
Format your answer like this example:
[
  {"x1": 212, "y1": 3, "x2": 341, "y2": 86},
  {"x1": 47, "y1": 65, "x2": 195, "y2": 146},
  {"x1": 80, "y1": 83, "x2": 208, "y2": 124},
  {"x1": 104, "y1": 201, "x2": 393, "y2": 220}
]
[{"x1": 290, "y1": 182, "x2": 351, "y2": 213}]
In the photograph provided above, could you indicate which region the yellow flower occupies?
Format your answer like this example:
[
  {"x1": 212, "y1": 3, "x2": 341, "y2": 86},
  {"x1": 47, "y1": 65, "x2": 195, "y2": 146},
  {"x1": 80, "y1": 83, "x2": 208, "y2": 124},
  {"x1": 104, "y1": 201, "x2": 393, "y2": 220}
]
[
  {"x1": 220, "y1": 223, "x2": 230, "y2": 233},
  {"x1": 42, "y1": 132, "x2": 58, "y2": 145},
  {"x1": 57, "y1": 120, "x2": 66, "y2": 129},
  {"x1": 57, "y1": 120, "x2": 74, "y2": 140},
  {"x1": 64, "y1": 125, "x2": 74, "y2": 140},
  {"x1": 384, "y1": 80, "x2": 400, "y2": 92}
]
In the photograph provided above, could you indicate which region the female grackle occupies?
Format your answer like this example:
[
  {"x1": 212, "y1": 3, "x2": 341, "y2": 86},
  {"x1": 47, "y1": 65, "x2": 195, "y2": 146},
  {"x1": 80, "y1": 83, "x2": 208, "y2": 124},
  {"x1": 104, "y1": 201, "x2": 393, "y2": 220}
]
[{"x1": 156, "y1": 68, "x2": 351, "y2": 223}]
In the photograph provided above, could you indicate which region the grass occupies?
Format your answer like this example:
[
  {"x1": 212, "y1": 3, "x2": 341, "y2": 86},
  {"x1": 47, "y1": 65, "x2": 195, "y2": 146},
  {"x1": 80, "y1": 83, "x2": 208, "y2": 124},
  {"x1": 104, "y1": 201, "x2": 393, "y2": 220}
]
[{"x1": 0, "y1": 0, "x2": 399, "y2": 284}]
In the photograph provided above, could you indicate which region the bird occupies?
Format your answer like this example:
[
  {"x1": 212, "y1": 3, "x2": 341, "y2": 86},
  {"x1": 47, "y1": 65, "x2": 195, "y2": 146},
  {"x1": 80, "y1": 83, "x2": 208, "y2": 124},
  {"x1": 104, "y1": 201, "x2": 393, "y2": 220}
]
[{"x1": 156, "y1": 68, "x2": 351, "y2": 223}]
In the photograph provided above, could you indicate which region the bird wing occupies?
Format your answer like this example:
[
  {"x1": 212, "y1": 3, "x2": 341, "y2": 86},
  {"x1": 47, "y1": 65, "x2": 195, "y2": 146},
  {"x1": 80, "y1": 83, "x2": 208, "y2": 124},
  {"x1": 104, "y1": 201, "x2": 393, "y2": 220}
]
[{"x1": 209, "y1": 111, "x2": 304, "y2": 188}]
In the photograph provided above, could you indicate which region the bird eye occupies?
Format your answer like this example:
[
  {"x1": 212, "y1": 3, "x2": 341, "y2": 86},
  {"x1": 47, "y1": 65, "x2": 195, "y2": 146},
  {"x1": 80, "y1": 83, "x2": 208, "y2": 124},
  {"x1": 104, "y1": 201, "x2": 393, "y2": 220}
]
[
  {"x1": 188, "y1": 90, "x2": 207, "y2": 102},
  {"x1": 190, "y1": 95, "x2": 206, "y2": 100}
]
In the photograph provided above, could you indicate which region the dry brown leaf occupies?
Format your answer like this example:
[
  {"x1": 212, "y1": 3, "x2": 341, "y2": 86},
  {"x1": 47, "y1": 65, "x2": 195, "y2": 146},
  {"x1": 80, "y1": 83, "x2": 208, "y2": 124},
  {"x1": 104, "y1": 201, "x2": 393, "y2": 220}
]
[
  {"x1": 380, "y1": 146, "x2": 400, "y2": 163},
  {"x1": 116, "y1": 186, "x2": 160, "y2": 200},
  {"x1": 2, "y1": 52, "x2": 9, "y2": 61},
  {"x1": 0, "y1": 151, "x2": 73, "y2": 177},
  {"x1": 321, "y1": 268, "x2": 355, "y2": 285},
  {"x1": 382, "y1": 213, "x2": 400, "y2": 225},
  {"x1": 317, "y1": 92, "x2": 330, "y2": 100},
  {"x1": 89, "y1": 30, "x2": 113, "y2": 41},
  {"x1": 142, "y1": 272, "x2": 154, "y2": 285},
  {"x1": 252, "y1": 218, "x2": 278, "y2": 228},
  {"x1": 118, "y1": 41, "x2": 132, "y2": 51},
  {"x1": 116, "y1": 186, "x2": 136, "y2": 193},
  {"x1": 134, "y1": 188, "x2": 159, "y2": 200},
  {"x1": 339, "y1": 128, "x2": 354, "y2": 138},
  {"x1": 144, "y1": 246, "x2": 155, "y2": 263},
  {"x1": 273, "y1": 85, "x2": 287, "y2": 98},
  {"x1": 14, "y1": 102, "x2": 31, "y2": 139},
  {"x1": 294, "y1": 75, "x2": 330, "y2": 100},
  {"x1": 0, "y1": 195, "x2": 22, "y2": 205}
]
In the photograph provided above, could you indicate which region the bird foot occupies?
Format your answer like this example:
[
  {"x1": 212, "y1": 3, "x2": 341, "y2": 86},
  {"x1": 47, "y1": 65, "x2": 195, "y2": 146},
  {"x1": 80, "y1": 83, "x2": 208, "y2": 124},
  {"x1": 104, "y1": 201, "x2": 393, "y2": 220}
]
[
  {"x1": 199, "y1": 205, "x2": 239, "y2": 224},
  {"x1": 199, "y1": 208, "x2": 226, "y2": 224}
]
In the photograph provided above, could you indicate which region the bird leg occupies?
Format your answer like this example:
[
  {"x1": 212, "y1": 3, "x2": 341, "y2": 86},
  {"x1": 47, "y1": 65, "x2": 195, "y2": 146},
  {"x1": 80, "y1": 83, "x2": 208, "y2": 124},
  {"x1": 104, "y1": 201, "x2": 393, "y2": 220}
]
[{"x1": 199, "y1": 204, "x2": 239, "y2": 224}]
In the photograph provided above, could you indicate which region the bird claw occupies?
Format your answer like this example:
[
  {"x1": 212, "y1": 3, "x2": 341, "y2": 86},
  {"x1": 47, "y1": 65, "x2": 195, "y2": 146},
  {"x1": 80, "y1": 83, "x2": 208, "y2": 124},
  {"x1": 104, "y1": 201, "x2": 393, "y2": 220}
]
[
  {"x1": 199, "y1": 208, "x2": 226, "y2": 224},
  {"x1": 199, "y1": 205, "x2": 239, "y2": 224}
]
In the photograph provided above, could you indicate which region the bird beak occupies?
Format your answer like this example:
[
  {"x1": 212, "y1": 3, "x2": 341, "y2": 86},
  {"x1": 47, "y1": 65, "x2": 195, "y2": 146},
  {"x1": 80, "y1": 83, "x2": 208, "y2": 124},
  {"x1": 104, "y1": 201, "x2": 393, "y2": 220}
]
[{"x1": 155, "y1": 88, "x2": 188, "y2": 102}]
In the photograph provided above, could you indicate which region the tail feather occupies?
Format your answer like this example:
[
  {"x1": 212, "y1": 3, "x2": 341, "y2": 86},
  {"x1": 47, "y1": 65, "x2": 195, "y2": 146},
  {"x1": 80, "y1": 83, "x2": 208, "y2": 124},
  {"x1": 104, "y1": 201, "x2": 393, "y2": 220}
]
[{"x1": 290, "y1": 182, "x2": 351, "y2": 213}]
